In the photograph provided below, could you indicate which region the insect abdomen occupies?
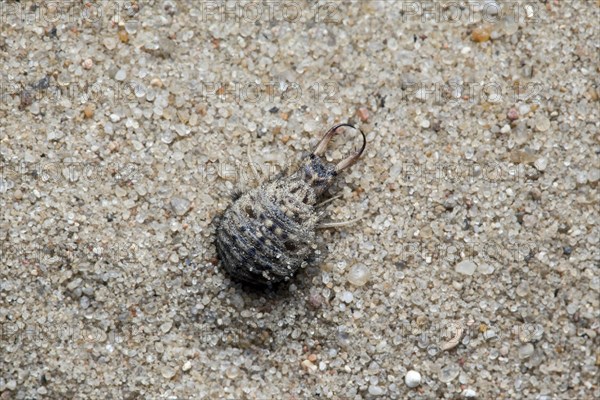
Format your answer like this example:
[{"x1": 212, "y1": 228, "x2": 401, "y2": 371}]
[{"x1": 215, "y1": 180, "x2": 317, "y2": 285}]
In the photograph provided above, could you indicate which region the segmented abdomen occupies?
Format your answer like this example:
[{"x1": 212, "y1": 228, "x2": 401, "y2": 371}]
[{"x1": 215, "y1": 177, "x2": 318, "y2": 285}]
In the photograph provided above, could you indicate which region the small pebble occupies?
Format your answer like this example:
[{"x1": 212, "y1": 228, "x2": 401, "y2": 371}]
[
  {"x1": 519, "y1": 104, "x2": 531, "y2": 115},
  {"x1": 471, "y1": 27, "x2": 491, "y2": 42},
  {"x1": 516, "y1": 281, "x2": 529, "y2": 297},
  {"x1": 171, "y1": 197, "x2": 191, "y2": 216},
  {"x1": 82, "y1": 58, "x2": 93, "y2": 70},
  {"x1": 535, "y1": 115, "x2": 551, "y2": 132},
  {"x1": 455, "y1": 260, "x2": 477, "y2": 275},
  {"x1": 182, "y1": 361, "x2": 192, "y2": 371},
  {"x1": 301, "y1": 359, "x2": 317, "y2": 372},
  {"x1": 534, "y1": 157, "x2": 547, "y2": 172},
  {"x1": 503, "y1": 18, "x2": 519, "y2": 35},
  {"x1": 225, "y1": 366, "x2": 239, "y2": 379},
  {"x1": 519, "y1": 343, "x2": 534, "y2": 359},
  {"x1": 507, "y1": 108, "x2": 519, "y2": 121},
  {"x1": 115, "y1": 69, "x2": 127, "y2": 81},
  {"x1": 151, "y1": 78, "x2": 164, "y2": 88},
  {"x1": 161, "y1": 367, "x2": 176, "y2": 379},
  {"x1": 340, "y1": 291, "x2": 353, "y2": 303},
  {"x1": 405, "y1": 370, "x2": 422, "y2": 388},
  {"x1": 356, "y1": 107, "x2": 369, "y2": 122},
  {"x1": 563, "y1": 246, "x2": 572, "y2": 256},
  {"x1": 441, "y1": 324, "x2": 464, "y2": 351},
  {"x1": 160, "y1": 321, "x2": 172, "y2": 333},
  {"x1": 483, "y1": 330, "x2": 497, "y2": 340},
  {"x1": 462, "y1": 388, "x2": 478, "y2": 398},
  {"x1": 103, "y1": 37, "x2": 117, "y2": 50},
  {"x1": 347, "y1": 264, "x2": 370, "y2": 286},
  {"x1": 118, "y1": 30, "x2": 129, "y2": 43},
  {"x1": 83, "y1": 104, "x2": 95, "y2": 119},
  {"x1": 20, "y1": 90, "x2": 33, "y2": 108},
  {"x1": 368, "y1": 385, "x2": 384, "y2": 396},
  {"x1": 439, "y1": 364, "x2": 460, "y2": 383}
]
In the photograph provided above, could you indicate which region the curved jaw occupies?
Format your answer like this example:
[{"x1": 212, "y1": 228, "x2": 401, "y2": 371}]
[{"x1": 312, "y1": 123, "x2": 367, "y2": 172}]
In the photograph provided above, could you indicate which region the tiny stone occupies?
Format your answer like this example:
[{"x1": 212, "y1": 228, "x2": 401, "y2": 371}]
[
  {"x1": 503, "y1": 18, "x2": 519, "y2": 35},
  {"x1": 161, "y1": 366, "x2": 176, "y2": 379},
  {"x1": 301, "y1": 359, "x2": 317, "y2": 372},
  {"x1": 416, "y1": 88, "x2": 429, "y2": 100},
  {"x1": 115, "y1": 69, "x2": 127, "y2": 81},
  {"x1": 483, "y1": 330, "x2": 497, "y2": 340},
  {"x1": 507, "y1": 108, "x2": 519, "y2": 120},
  {"x1": 471, "y1": 26, "x2": 491, "y2": 42},
  {"x1": 566, "y1": 303, "x2": 578, "y2": 315},
  {"x1": 534, "y1": 157, "x2": 547, "y2": 171},
  {"x1": 340, "y1": 291, "x2": 353, "y2": 303},
  {"x1": 535, "y1": 115, "x2": 551, "y2": 132},
  {"x1": 519, "y1": 343, "x2": 534, "y2": 359},
  {"x1": 478, "y1": 263, "x2": 495, "y2": 275},
  {"x1": 103, "y1": 37, "x2": 117, "y2": 50},
  {"x1": 575, "y1": 171, "x2": 588, "y2": 184},
  {"x1": 455, "y1": 260, "x2": 477, "y2": 275},
  {"x1": 20, "y1": 90, "x2": 33, "y2": 108},
  {"x1": 83, "y1": 104, "x2": 94, "y2": 119},
  {"x1": 82, "y1": 58, "x2": 93, "y2": 70},
  {"x1": 46, "y1": 131, "x2": 64, "y2": 140},
  {"x1": 368, "y1": 385, "x2": 384, "y2": 396},
  {"x1": 500, "y1": 124, "x2": 511, "y2": 133},
  {"x1": 439, "y1": 364, "x2": 460, "y2": 383},
  {"x1": 160, "y1": 321, "x2": 172, "y2": 333},
  {"x1": 519, "y1": 104, "x2": 531, "y2": 115},
  {"x1": 151, "y1": 78, "x2": 164, "y2": 88},
  {"x1": 356, "y1": 107, "x2": 369, "y2": 122},
  {"x1": 405, "y1": 370, "x2": 422, "y2": 388},
  {"x1": 171, "y1": 197, "x2": 191, "y2": 216},
  {"x1": 118, "y1": 30, "x2": 129, "y2": 43},
  {"x1": 182, "y1": 361, "x2": 192, "y2": 371},
  {"x1": 225, "y1": 366, "x2": 239, "y2": 379},
  {"x1": 462, "y1": 388, "x2": 477, "y2": 398},
  {"x1": 347, "y1": 264, "x2": 370, "y2": 286},
  {"x1": 516, "y1": 281, "x2": 529, "y2": 297},
  {"x1": 308, "y1": 291, "x2": 323, "y2": 308}
]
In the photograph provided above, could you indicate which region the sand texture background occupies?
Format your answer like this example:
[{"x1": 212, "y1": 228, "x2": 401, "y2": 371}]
[{"x1": 1, "y1": 0, "x2": 599, "y2": 399}]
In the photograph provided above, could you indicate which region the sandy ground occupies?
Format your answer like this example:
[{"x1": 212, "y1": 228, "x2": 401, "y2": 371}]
[{"x1": 1, "y1": 0, "x2": 599, "y2": 399}]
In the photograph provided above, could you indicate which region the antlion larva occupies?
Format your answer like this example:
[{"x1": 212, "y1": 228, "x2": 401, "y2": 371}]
[{"x1": 214, "y1": 123, "x2": 367, "y2": 286}]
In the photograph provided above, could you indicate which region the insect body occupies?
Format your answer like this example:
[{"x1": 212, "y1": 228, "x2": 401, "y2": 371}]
[{"x1": 215, "y1": 124, "x2": 366, "y2": 286}]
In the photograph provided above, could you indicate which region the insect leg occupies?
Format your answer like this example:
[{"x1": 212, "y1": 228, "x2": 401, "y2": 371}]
[
  {"x1": 314, "y1": 193, "x2": 344, "y2": 208},
  {"x1": 316, "y1": 216, "x2": 364, "y2": 229},
  {"x1": 246, "y1": 149, "x2": 261, "y2": 183}
]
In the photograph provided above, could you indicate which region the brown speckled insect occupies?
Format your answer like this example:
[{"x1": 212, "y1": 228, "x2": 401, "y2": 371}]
[{"x1": 214, "y1": 123, "x2": 366, "y2": 286}]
